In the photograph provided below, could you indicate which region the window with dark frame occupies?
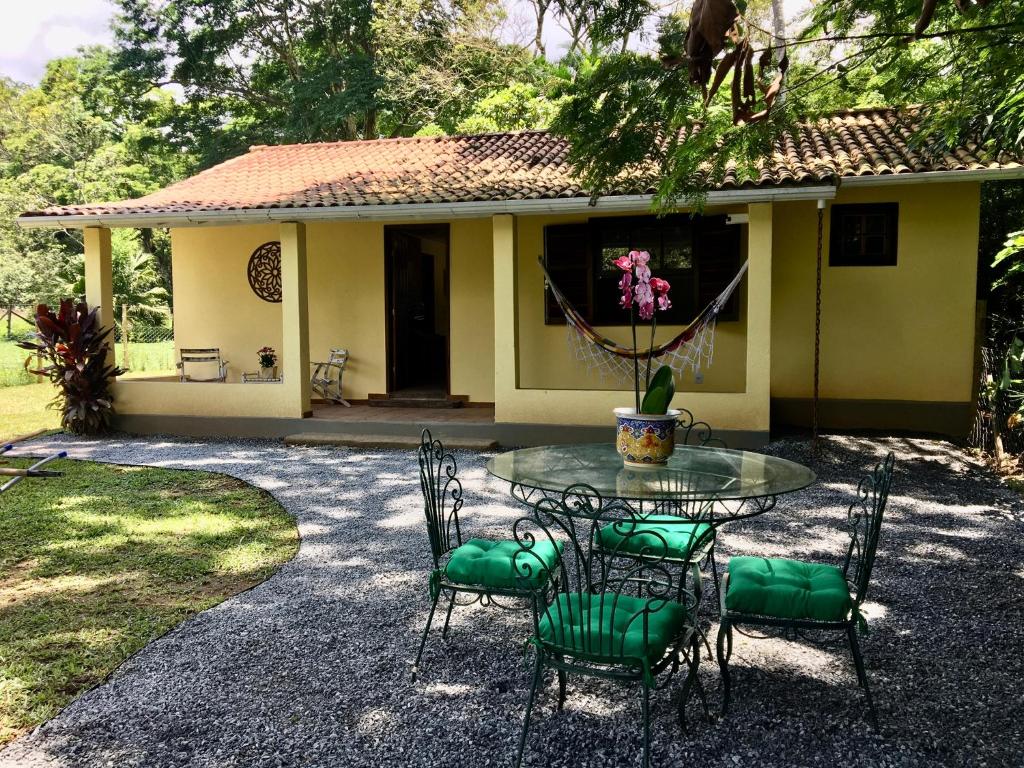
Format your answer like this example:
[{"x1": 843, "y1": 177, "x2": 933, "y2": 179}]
[
  {"x1": 829, "y1": 203, "x2": 898, "y2": 267},
  {"x1": 543, "y1": 214, "x2": 741, "y2": 326}
]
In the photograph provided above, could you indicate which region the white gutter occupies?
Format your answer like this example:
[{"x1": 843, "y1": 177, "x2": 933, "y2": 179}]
[
  {"x1": 15, "y1": 185, "x2": 837, "y2": 230},
  {"x1": 837, "y1": 166, "x2": 1024, "y2": 187}
]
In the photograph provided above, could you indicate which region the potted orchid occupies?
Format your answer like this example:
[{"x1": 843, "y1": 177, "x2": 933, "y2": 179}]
[
  {"x1": 258, "y1": 346, "x2": 278, "y2": 379},
  {"x1": 612, "y1": 250, "x2": 679, "y2": 466}
]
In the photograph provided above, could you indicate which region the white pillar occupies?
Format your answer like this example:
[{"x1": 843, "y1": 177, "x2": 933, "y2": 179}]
[
  {"x1": 280, "y1": 221, "x2": 311, "y2": 417},
  {"x1": 84, "y1": 226, "x2": 116, "y2": 372}
]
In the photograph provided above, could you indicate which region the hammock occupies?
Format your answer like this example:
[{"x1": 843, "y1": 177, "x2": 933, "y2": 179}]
[{"x1": 539, "y1": 256, "x2": 748, "y2": 383}]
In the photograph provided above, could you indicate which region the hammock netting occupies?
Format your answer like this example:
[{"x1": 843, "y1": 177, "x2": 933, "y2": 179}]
[{"x1": 539, "y1": 257, "x2": 749, "y2": 385}]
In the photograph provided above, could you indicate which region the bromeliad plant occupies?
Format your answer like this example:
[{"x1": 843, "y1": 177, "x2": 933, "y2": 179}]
[
  {"x1": 18, "y1": 300, "x2": 124, "y2": 435},
  {"x1": 614, "y1": 250, "x2": 676, "y2": 414}
]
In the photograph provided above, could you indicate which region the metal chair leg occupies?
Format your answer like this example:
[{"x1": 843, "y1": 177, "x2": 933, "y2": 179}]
[
  {"x1": 641, "y1": 681, "x2": 652, "y2": 768},
  {"x1": 680, "y1": 631, "x2": 710, "y2": 731},
  {"x1": 411, "y1": 588, "x2": 441, "y2": 681},
  {"x1": 716, "y1": 619, "x2": 733, "y2": 716},
  {"x1": 515, "y1": 652, "x2": 544, "y2": 768},
  {"x1": 440, "y1": 591, "x2": 456, "y2": 639},
  {"x1": 847, "y1": 625, "x2": 879, "y2": 729},
  {"x1": 708, "y1": 546, "x2": 721, "y2": 604},
  {"x1": 557, "y1": 668, "x2": 567, "y2": 711}
]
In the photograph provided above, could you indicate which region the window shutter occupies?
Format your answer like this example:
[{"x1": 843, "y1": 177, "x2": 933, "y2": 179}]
[
  {"x1": 694, "y1": 215, "x2": 741, "y2": 320},
  {"x1": 544, "y1": 223, "x2": 591, "y2": 324}
]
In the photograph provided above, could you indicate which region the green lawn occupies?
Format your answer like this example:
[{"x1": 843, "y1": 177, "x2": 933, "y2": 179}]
[
  {"x1": 0, "y1": 458, "x2": 299, "y2": 745},
  {"x1": 0, "y1": 386, "x2": 59, "y2": 444}
]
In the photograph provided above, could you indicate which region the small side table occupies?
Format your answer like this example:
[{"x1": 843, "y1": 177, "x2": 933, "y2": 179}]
[{"x1": 242, "y1": 372, "x2": 283, "y2": 383}]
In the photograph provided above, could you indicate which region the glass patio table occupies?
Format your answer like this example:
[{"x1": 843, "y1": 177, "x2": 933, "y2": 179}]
[{"x1": 486, "y1": 443, "x2": 816, "y2": 522}]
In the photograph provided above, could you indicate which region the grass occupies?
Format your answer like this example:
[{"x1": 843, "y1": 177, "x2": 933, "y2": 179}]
[
  {"x1": 0, "y1": 458, "x2": 299, "y2": 746},
  {"x1": 2, "y1": 316, "x2": 175, "y2": 387},
  {"x1": 0, "y1": 385, "x2": 59, "y2": 444}
]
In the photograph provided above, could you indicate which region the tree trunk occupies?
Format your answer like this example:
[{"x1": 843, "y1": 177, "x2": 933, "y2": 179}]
[{"x1": 5, "y1": 306, "x2": 11, "y2": 339}]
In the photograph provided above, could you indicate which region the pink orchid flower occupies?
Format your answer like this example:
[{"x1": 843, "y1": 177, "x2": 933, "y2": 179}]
[
  {"x1": 658, "y1": 293, "x2": 672, "y2": 311},
  {"x1": 638, "y1": 300, "x2": 655, "y2": 320},
  {"x1": 613, "y1": 254, "x2": 633, "y2": 271},
  {"x1": 630, "y1": 250, "x2": 651, "y2": 266},
  {"x1": 650, "y1": 277, "x2": 670, "y2": 295}
]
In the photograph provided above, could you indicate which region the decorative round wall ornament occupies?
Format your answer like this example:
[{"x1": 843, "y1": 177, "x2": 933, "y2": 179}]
[{"x1": 247, "y1": 241, "x2": 282, "y2": 303}]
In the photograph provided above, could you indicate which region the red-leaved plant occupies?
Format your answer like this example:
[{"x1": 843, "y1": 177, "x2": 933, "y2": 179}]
[{"x1": 18, "y1": 300, "x2": 125, "y2": 435}]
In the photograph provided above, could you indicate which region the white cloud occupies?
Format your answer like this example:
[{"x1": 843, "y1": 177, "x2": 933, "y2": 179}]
[{"x1": 0, "y1": 1, "x2": 115, "y2": 84}]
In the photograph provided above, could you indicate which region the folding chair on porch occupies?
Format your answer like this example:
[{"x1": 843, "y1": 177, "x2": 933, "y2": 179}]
[{"x1": 311, "y1": 348, "x2": 350, "y2": 406}]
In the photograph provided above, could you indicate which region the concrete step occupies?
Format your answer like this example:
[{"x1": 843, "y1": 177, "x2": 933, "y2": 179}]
[{"x1": 283, "y1": 433, "x2": 498, "y2": 451}]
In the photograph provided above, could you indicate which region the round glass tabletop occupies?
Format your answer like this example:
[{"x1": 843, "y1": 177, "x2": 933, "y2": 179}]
[{"x1": 486, "y1": 443, "x2": 816, "y2": 503}]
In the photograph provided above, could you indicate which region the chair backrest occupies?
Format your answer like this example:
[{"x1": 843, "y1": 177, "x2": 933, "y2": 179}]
[
  {"x1": 179, "y1": 348, "x2": 225, "y2": 381},
  {"x1": 843, "y1": 452, "x2": 896, "y2": 605},
  {"x1": 513, "y1": 486, "x2": 698, "y2": 666},
  {"x1": 676, "y1": 408, "x2": 727, "y2": 448},
  {"x1": 327, "y1": 348, "x2": 349, "y2": 368},
  {"x1": 417, "y1": 429, "x2": 464, "y2": 567}
]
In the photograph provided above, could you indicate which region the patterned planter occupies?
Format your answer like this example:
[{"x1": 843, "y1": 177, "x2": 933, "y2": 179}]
[{"x1": 614, "y1": 407, "x2": 680, "y2": 467}]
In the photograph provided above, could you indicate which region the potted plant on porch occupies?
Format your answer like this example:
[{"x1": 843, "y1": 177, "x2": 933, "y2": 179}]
[
  {"x1": 612, "y1": 251, "x2": 678, "y2": 466},
  {"x1": 257, "y1": 346, "x2": 278, "y2": 379}
]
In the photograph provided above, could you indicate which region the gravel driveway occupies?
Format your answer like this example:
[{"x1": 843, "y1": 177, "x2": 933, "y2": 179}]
[{"x1": 1, "y1": 433, "x2": 1021, "y2": 768}]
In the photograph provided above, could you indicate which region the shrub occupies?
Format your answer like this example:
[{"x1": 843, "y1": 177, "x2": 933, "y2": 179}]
[{"x1": 18, "y1": 300, "x2": 124, "y2": 435}]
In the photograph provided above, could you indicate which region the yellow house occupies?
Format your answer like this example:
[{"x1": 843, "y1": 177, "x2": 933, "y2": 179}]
[{"x1": 17, "y1": 108, "x2": 1024, "y2": 446}]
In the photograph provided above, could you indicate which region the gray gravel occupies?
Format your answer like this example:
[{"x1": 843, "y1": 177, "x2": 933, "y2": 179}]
[{"x1": 1, "y1": 433, "x2": 1022, "y2": 768}]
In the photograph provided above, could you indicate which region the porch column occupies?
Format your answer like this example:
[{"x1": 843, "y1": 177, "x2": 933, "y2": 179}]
[
  {"x1": 746, "y1": 202, "x2": 773, "y2": 433},
  {"x1": 492, "y1": 214, "x2": 518, "y2": 422},
  {"x1": 280, "y1": 221, "x2": 312, "y2": 417},
  {"x1": 84, "y1": 226, "x2": 116, "y2": 372}
]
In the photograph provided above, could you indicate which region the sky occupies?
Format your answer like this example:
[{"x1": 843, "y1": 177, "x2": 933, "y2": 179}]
[{"x1": 0, "y1": 0, "x2": 812, "y2": 84}]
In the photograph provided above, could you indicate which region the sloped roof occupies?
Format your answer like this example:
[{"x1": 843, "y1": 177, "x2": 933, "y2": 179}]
[{"x1": 19, "y1": 107, "x2": 1023, "y2": 223}]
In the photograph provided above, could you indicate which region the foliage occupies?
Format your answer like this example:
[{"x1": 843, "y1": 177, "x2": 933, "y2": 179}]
[
  {"x1": 640, "y1": 364, "x2": 675, "y2": 415},
  {"x1": 17, "y1": 301, "x2": 124, "y2": 435},
  {"x1": 547, "y1": 1, "x2": 1024, "y2": 208},
  {"x1": 992, "y1": 230, "x2": 1024, "y2": 289},
  {"x1": 0, "y1": 457, "x2": 298, "y2": 745},
  {"x1": 455, "y1": 81, "x2": 560, "y2": 133},
  {"x1": 0, "y1": 48, "x2": 185, "y2": 312},
  {"x1": 112, "y1": 0, "x2": 536, "y2": 162}
]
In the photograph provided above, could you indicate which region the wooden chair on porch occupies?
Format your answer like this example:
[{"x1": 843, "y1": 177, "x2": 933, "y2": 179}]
[{"x1": 177, "y1": 348, "x2": 229, "y2": 382}]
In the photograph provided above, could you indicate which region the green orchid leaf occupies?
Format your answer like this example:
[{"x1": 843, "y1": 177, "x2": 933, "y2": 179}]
[{"x1": 641, "y1": 365, "x2": 676, "y2": 414}]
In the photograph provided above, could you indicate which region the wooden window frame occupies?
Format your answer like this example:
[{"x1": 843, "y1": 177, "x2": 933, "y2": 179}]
[{"x1": 829, "y1": 203, "x2": 899, "y2": 267}]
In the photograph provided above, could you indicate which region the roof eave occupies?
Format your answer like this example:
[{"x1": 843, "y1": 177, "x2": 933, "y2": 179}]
[
  {"x1": 17, "y1": 165, "x2": 1024, "y2": 230},
  {"x1": 15, "y1": 186, "x2": 838, "y2": 230}
]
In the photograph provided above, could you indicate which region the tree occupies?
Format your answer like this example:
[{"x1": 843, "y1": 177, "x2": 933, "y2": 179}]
[
  {"x1": 112, "y1": 0, "x2": 530, "y2": 164},
  {"x1": 549, "y1": 0, "x2": 1024, "y2": 207}
]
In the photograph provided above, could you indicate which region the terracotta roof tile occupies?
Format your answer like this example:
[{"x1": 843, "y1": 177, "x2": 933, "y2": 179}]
[{"x1": 22, "y1": 107, "x2": 1022, "y2": 219}]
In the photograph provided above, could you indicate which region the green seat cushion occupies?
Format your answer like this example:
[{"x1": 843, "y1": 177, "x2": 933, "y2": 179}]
[
  {"x1": 537, "y1": 592, "x2": 685, "y2": 664},
  {"x1": 444, "y1": 538, "x2": 561, "y2": 591},
  {"x1": 597, "y1": 516, "x2": 713, "y2": 561},
  {"x1": 725, "y1": 556, "x2": 852, "y2": 622}
]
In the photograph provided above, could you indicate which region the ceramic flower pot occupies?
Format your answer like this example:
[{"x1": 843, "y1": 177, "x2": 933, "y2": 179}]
[
  {"x1": 260, "y1": 365, "x2": 278, "y2": 379},
  {"x1": 614, "y1": 407, "x2": 680, "y2": 467}
]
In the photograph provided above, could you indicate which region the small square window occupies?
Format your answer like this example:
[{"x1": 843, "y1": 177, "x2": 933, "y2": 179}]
[{"x1": 829, "y1": 203, "x2": 898, "y2": 266}]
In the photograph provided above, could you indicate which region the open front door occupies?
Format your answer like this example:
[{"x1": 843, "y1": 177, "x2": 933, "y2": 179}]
[{"x1": 384, "y1": 225, "x2": 450, "y2": 400}]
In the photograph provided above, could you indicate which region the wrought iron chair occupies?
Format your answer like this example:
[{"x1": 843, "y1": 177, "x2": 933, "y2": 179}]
[
  {"x1": 594, "y1": 414, "x2": 729, "y2": 604},
  {"x1": 716, "y1": 452, "x2": 896, "y2": 728},
  {"x1": 176, "y1": 348, "x2": 228, "y2": 382},
  {"x1": 412, "y1": 429, "x2": 562, "y2": 681},
  {"x1": 310, "y1": 348, "x2": 350, "y2": 406},
  {"x1": 513, "y1": 486, "x2": 708, "y2": 768}
]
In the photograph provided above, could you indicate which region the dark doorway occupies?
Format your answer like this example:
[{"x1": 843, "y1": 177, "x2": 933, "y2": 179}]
[{"x1": 385, "y1": 224, "x2": 450, "y2": 398}]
